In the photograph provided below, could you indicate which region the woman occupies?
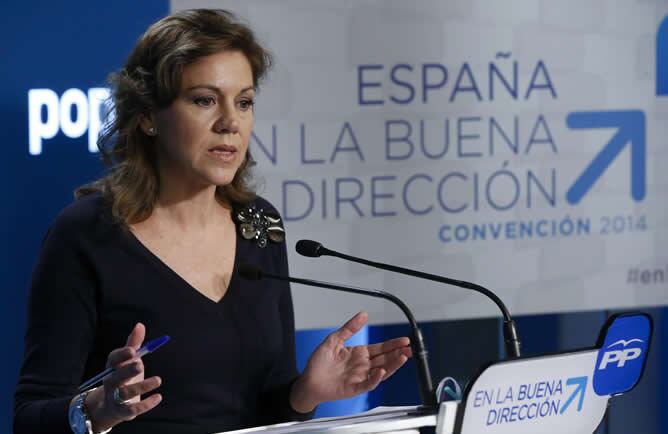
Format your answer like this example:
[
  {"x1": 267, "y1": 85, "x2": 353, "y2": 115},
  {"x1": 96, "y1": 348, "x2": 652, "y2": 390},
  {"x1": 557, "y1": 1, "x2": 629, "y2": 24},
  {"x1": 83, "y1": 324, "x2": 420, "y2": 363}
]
[{"x1": 13, "y1": 9, "x2": 411, "y2": 434}]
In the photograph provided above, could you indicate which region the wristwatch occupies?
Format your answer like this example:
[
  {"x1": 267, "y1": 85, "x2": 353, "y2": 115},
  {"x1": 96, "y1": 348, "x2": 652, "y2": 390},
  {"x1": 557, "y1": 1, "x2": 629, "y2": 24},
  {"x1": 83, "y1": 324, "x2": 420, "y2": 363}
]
[{"x1": 68, "y1": 389, "x2": 111, "y2": 434}]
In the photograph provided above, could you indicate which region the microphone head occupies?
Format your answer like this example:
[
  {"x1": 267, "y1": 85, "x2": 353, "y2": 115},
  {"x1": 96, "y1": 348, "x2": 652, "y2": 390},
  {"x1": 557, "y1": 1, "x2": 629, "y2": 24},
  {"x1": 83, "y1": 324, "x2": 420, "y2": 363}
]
[
  {"x1": 238, "y1": 264, "x2": 263, "y2": 280},
  {"x1": 296, "y1": 239, "x2": 324, "y2": 257}
]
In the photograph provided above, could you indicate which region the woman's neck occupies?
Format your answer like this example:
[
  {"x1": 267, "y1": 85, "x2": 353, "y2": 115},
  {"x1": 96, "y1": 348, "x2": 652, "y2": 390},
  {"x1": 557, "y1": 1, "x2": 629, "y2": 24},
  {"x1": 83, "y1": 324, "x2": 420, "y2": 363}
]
[
  {"x1": 158, "y1": 191, "x2": 221, "y2": 227},
  {"x1": 153, "y1": 174, "x2": 230, "y2": 230}
]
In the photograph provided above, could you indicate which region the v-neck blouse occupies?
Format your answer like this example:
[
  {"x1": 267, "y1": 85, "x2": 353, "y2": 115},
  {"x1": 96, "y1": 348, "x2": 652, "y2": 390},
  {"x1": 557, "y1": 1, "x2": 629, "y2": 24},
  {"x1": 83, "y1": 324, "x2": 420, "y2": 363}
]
[
  {"x1": 125, "y1": 218, "x2": 240, "y2": 307},
  {"x1": 14, "y1": 194, "x2": 312, "y2": 434}
]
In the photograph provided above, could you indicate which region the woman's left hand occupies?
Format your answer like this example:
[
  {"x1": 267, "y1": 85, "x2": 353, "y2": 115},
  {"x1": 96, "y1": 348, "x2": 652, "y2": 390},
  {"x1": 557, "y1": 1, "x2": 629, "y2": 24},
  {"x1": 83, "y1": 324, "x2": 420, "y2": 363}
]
[{"x1": 289, "y1": 311, "x2": 412, "y2": 413}]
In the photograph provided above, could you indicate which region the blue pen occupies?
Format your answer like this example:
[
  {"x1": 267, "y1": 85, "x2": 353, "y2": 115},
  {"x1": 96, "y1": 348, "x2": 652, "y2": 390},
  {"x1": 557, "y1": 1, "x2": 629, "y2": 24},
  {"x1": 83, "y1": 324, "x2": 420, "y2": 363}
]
[{"x1": 78, "y1": 335, "x2": 170, "y2": 393}]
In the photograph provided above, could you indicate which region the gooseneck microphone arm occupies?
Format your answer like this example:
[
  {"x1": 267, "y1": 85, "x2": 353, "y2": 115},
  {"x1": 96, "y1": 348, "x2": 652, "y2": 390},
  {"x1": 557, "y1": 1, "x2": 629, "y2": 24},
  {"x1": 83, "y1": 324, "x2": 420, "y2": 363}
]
[
  {"x1": 296, "y1": 239, "x2": 521, "y2": 359},
  {"x1": 238, "y1": 264, "x2": 438, "y2": 410}
]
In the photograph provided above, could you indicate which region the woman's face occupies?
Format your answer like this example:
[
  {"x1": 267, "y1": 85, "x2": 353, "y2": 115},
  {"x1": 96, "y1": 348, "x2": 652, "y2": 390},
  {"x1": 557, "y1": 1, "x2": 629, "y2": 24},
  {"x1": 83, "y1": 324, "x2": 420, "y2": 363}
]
[{"x1": 150, "y1": 50, "x2": 255, "y2": 189}]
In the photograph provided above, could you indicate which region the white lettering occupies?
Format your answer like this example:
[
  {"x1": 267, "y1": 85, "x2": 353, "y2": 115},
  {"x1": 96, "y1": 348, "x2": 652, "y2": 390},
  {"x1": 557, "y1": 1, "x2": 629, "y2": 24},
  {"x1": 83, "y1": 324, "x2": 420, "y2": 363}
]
[
  {"x1": 87, "y1": 88, "x2": 111, "y2": 153},
  {"x1": 27, "y1": 87, "x2": 112, "y2": 155},
  {"x1": 59, "y1": 88, "x2": 89, "y2": 139},
  {"x1": 599, "y1": 348, "x2": 642, "y2": 369},
  {"x1": 28, "y1": 89, "x2": 59, "y2": 155}
]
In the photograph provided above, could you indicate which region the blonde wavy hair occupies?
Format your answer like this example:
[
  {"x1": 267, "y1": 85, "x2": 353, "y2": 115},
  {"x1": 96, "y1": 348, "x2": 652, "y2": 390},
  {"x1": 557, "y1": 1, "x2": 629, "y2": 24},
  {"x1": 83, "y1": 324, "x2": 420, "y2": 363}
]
[{"x1": 76, "y1": 9, "x2": 273, "y2": 224}]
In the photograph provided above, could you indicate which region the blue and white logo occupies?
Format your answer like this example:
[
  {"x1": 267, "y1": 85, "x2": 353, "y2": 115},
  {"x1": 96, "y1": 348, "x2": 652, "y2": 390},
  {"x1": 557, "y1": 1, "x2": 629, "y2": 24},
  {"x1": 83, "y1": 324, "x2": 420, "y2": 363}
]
[{"x1": 593, "y1": 314, "x2": 651, "y2": 396}]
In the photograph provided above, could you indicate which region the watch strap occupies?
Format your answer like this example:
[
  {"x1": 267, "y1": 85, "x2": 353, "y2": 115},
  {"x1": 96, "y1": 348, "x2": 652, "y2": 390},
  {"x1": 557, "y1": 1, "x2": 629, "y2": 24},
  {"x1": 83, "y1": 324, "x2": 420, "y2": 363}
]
[{"x1": 70, "y1": 388, "x2": 112, "y2": 434}]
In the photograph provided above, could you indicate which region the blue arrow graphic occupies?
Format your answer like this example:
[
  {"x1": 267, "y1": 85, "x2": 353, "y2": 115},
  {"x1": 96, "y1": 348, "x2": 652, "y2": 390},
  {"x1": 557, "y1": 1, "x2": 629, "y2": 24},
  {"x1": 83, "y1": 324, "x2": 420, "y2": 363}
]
[
  {"x1": 560, "y1": 376, "x2": 587, "y2": 414},
  {"x1": 565, "y1": 110, "x2": 646, "y2": 205}
]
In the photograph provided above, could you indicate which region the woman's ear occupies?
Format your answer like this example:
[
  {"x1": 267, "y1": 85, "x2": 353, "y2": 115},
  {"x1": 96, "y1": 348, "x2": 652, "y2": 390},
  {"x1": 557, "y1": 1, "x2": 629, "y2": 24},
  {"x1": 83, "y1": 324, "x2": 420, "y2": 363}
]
[{"x1": 139, "y1": 114, "x2": 157, "y2": 136}]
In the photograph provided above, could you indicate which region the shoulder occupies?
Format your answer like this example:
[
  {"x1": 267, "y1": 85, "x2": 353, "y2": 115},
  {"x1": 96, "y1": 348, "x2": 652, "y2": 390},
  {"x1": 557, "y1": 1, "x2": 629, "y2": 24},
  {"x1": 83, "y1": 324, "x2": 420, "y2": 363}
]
[
  {"x1": 54, "y1": 194, "x2": 111, "y2": 228},
  {"x1": 233, "y1": 195, "x2": 283, "y2": 222},
  {"x1": 48, "y1": 194, "x2": 115, "y2": 241},
  {"x1": 249, "y1": 195, "x2": 281, "y2": 217},
  {"x1": 233, "y1": 195, "x2": 286, "y2": 250}
]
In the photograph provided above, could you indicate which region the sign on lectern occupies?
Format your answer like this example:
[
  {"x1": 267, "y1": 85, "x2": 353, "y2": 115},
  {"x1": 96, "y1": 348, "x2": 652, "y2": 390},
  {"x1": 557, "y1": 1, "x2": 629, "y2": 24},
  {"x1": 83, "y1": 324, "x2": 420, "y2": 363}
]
[{"x1": 454, "y1": 313, "x2": 652, "y2": 434}]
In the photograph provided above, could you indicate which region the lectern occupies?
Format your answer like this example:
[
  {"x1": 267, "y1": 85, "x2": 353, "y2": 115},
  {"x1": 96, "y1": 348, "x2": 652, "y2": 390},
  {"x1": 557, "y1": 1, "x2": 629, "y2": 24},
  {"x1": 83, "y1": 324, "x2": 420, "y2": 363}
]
[{"x1": 217, "y1": 313, "x2": 651, "y2": 434}]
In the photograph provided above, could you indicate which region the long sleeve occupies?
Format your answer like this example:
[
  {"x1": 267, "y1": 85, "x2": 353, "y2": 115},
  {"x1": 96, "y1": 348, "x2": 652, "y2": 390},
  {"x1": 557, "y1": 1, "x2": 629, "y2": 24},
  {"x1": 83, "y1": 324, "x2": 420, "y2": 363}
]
[
  {"x1": 257, "y1": 233, "x2": 315, "y2": 424},
  {"x1": 15, "y1": 195, "x2": 314, "y2": 434},
  {"x1": 13, "y1": 215, "x2": 98, "y2": 434}
]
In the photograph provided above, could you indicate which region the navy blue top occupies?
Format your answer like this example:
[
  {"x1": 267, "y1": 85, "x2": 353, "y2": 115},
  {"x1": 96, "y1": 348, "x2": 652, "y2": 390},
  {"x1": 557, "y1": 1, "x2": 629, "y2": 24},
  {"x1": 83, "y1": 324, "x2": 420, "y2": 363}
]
[{"x1": 14, "y1": 194, "x2": 312, "y2": 434}]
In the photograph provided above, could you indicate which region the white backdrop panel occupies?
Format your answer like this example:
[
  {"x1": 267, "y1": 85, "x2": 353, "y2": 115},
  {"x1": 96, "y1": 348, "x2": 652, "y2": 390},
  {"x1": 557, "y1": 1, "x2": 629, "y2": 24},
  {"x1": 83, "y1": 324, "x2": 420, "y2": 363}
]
[{"x1": 173, "y1": 0, "x2": 668, "y2": 329}]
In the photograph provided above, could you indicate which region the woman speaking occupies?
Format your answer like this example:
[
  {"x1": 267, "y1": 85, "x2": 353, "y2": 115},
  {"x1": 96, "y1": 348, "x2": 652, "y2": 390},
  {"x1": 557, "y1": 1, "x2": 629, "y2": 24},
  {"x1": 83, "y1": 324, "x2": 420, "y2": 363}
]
[{"x1": 13, "y1": 9, "x2": 411, "y2": 434}]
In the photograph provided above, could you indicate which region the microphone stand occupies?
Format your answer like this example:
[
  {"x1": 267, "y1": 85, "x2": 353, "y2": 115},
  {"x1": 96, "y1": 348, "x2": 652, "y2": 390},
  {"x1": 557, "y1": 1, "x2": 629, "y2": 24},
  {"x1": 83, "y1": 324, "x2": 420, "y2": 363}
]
[
  {"x1": 239, "y1": 264, "x2": 439, "y2": 411},
  {"x1": 296, "y1": 240, "x2": 521, "y2": 359}
]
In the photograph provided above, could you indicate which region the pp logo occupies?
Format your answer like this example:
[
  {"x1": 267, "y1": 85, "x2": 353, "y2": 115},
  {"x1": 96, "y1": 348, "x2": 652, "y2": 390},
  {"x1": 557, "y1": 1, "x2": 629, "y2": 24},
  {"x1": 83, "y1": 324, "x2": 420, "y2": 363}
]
[
  {"x1": 593, "y1": 315, "x2": 651, "y2": 396},
  {"x1": 598, "y1": 339, "x2": 643, "y2": 370}
]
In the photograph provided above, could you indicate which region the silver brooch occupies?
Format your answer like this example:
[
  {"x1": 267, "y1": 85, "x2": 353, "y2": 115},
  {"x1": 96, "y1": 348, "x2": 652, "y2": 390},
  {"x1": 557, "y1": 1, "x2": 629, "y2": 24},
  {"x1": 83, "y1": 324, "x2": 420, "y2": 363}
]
[{"x1": 235, "y1": 204, "x2": 285, "y2": 248}]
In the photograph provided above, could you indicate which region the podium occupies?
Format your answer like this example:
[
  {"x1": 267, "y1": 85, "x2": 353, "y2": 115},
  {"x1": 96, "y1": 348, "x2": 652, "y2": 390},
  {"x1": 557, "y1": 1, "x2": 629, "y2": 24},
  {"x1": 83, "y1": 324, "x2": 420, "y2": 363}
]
[
  {"x1": 217, "y1": 313, "x2": 651, "y2": 434},
  {"x1": 217, "y1": 406, "x2": 449, "y2": 434}
]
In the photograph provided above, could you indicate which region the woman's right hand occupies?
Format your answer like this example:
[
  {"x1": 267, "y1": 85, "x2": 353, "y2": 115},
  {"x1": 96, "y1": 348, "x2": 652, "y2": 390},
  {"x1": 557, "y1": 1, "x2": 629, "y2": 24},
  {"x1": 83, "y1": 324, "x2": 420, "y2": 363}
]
[{"x1": 82, "y1": 323, "x2": 163, "y2": 432}]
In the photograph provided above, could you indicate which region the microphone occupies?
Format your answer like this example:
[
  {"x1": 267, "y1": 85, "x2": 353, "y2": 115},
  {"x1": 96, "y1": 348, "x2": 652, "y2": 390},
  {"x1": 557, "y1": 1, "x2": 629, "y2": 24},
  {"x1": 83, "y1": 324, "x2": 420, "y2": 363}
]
[
  {"x1": 296, "y1": 239, "x2": 521, "y2": 359},
  {"x1": 238, "y1": 264, "x2": 438, "y2": 410}
]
